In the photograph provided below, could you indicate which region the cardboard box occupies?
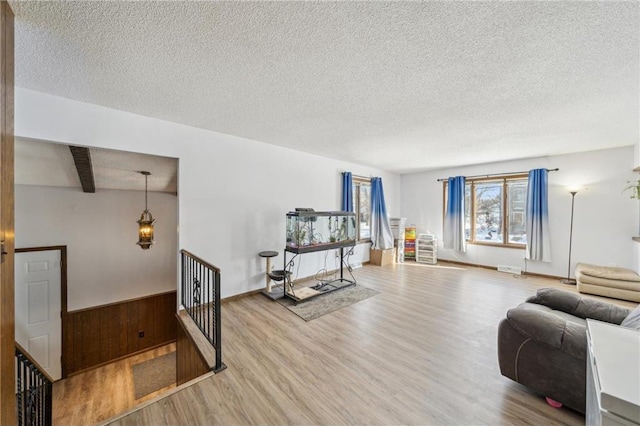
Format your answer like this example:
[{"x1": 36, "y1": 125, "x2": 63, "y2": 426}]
[{"x1": 370, "y1": 248, "x2": 396, "y2": 266}]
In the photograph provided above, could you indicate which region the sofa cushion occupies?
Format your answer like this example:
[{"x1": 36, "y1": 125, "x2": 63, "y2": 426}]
[
  {"x1": 574, "y1": 296, "x2": 630, "y2": 324},
  {"x1": 576, "y1": 272, "x2": 640, "y2": 292},
  {"x1": 620, "y1": 304, "x2": 640, "y2": 331},
  {"x1": 576, "y1": 263, "x2": 640, "y2": 282}
]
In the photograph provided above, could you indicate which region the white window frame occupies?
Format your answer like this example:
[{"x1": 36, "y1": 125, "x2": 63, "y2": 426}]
[{"x1": 353, "y1": 177, "x2": 371, "y2": 243}]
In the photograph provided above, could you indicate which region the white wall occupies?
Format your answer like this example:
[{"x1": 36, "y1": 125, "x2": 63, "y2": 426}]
[
  {"x1": 635, "y1": 142, "x2": 640, "y2": 272},
  {"x1": 15, "y1": 88, "x2": 401, "y2": 300},
  {"x1": 15, "y1": 185, "x2": 178, "y2": 311},
  {"x1": 401, "y1": 146, "x2": 637, "y2": 277}
]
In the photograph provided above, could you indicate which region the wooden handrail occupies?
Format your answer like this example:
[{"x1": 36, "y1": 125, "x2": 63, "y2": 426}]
[
  {"x1": 15, "y1": 342, "x2": 55, "y2": 383},
  {"x1": 180, "y1": 249, "x2": 221, "y2": 273}
]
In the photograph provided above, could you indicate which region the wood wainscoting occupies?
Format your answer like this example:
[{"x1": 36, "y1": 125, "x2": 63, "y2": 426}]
[
  {"x1": 64, "y1": 291, "x2": 176, "y2": 376},
  {"x1": 176, "y1": 315, "x2": 210, "y2": 386}
]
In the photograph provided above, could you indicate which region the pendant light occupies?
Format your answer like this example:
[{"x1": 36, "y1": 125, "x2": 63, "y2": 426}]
[{"x1": 137, "y1": 171, "x2": 156, "y2": 250}]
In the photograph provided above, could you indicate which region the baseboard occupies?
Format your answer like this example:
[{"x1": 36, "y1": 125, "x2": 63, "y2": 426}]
[
  {"x1": 222, "y1": 289, "x2": 263, "y2": 303},
  {"x1": 225, "y1": 259, "x2": 563, "y2": 303},
  {"x1": 437, "y1": 259, "x2": 564, "y2": 280}
]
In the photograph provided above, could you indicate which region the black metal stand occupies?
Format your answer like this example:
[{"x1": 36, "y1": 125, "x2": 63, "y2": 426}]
[{"x1": 283, "y1": 245, "x2": 356, "y2": 303}]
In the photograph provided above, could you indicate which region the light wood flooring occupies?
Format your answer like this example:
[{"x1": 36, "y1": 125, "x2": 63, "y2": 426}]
[
  {"x1": 53, "y1": 343, "x2": 177, "y2": 425},
  {"x1": 77, "y1": 262, "x2": 636, "y2": 425}
]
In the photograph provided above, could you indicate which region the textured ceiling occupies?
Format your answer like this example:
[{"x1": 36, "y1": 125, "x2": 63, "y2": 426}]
[
  {"x1": 15, "y1": 138, "x2": 178, "y2": 193},
  {"x1": 9, "y1": 1, "x2": 640, "y2": 174}
]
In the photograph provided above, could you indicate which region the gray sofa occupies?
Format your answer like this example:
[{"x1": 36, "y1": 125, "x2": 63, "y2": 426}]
[{"x1": 497, "y1": 288, "x2": 631, "y2": 413}]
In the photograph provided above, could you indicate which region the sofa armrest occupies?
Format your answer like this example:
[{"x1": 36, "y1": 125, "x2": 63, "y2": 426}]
[
  {"x1": 526, "y1": 288, "x2": 629, "y2": 324},
  {"x1": 506, "y1": 306, "x2": 587, "y2": 360}
]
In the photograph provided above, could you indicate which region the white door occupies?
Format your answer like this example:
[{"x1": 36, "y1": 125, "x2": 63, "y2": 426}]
[{"x1": 15, "y1": 250, "x2": 62, "y2": 380}]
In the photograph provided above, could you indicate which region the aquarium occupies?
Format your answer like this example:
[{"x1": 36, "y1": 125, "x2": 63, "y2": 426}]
[{"x1": 286, "y1": 210, "x2": 356, "y2": 253}]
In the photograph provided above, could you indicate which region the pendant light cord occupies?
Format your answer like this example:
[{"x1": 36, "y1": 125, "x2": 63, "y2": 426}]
[{"x1": 145, "y1": 173, "x2": 148, "y2": 211}]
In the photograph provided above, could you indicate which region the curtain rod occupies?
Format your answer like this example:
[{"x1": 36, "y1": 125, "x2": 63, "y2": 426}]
[
  {"x1": 436, "y1": 168, "x2": 559, "y2": 182},
  {"x1": 347, "y1": 173, "x2": 371, "y2": 180}
]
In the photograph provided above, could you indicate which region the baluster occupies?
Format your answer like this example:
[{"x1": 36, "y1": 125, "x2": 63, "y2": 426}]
[{"x1": 16, "y1": 353, "x2": 22, "y2": 426}]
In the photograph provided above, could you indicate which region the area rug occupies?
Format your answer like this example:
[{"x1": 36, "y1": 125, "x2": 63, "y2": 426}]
[
  {"x1": 277, "y1": 284, "x2": 380, "y2": 321},
  {"x1": 132, "y1": 351, "x2": 176, "y2": 399}
]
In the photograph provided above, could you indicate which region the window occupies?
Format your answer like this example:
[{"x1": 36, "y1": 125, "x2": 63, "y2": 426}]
[
  {"x1": 507, "y1": 180, "x2": 527, "y2": 244},
  {"x1": 353, "y1": 177, "x2": 371, "y2": 241},
  {"x1": 474, "y1": 181, "x2": 503, "y2": 243},
  {"x1": 445, "y1": 175, "x2": 528, "y2": 247}
]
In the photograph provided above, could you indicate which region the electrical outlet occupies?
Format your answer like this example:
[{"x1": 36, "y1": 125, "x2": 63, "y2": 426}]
[{"x1": 138, "y1": 331, "x2": 144, "y2": 338}]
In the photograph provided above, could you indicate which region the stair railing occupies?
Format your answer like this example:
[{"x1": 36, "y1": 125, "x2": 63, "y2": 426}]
[
  {"x1": 180, "y1": 249, "x2": 225, "y2": 372},
  {"x1": 15, "y1": 343, "x2": 53, "y2": 426}
]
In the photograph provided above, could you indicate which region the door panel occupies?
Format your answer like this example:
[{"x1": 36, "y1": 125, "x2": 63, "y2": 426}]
[
  {"x1": 27, "y1": 280, "x2": 49, "y2": 324},
  {"x1": 15, "y1": 250, "x2": 62, "y2": 380}
]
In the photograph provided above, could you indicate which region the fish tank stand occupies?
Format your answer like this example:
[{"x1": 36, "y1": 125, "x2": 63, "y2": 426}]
[{"x1": 283, "y1": 245, "x2": 357, "y2": 303}]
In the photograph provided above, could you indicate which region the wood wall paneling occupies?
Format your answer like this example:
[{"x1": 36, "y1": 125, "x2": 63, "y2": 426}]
[
  {"x1": 98, "y1": 308, "x2": 110, "y2": 365},
  {"x1": 84, "y1": 309, "x2": 101, "y2": 370},
  {"x1": 0, "y1": 2, "x2": 14, "y2": 424},
  {"x1": 138, "y1": 296, "x2": 155, "y2": 350},
  {"x1": 109, "y1": 304, "x2": 128, "y2": 361},
  {"x1": 126, "y1": 299, "x2": 140, "y2": 353},
  {"x1": 176, "y1": 315, "x2": 209, "y2": 386},
  {"x1": 62, "y1": 307, "x2": 74, "y2": 377},
  {"x1": 155, "y1": 292, "x2": 177, "y2": 346},
  {"x1": 64, "y1": 291, "x2": 177, "y2": 376}
]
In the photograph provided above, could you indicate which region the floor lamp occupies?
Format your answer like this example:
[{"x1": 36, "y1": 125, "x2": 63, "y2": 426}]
[{"x1": 561, "y1": 190, "x2": 578, "y2": 284}]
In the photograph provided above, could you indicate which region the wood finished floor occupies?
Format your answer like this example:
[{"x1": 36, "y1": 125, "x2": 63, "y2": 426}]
[
  {"x1": 97, "y1": 262, "x2": 636, "y2": 425},
  {"x1": 53, "y1": 343, "x2": 176, "y2": 425}
]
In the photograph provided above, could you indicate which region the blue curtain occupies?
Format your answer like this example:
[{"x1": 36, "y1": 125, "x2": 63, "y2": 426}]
[
  {"x1": 443, "y1": 176, "x2": 466, "y2": 251},
  {"x1": 341, "y1": 172, "x2": 353, "y2": 212},
  {"x1": 526, "y1": 169, "x2": 551, "y2": 262},
  {"x1": 370, "y1": 177, "x2": 394, "y2": 249}
]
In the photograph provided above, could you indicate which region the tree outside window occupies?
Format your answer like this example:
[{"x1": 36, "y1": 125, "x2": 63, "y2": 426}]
[{"x1": 474, "y1": 182, "x2": 503, "y2": 243}]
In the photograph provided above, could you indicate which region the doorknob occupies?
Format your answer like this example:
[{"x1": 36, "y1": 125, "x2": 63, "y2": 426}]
[{"x1": 0, "y1": 240, "x2": 7, "y2": 262}]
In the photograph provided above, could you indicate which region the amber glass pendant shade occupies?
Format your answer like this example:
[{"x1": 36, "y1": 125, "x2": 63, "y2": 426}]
[{"x1": 137, "y1": 171, "x2": 156, "y2": 250}]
